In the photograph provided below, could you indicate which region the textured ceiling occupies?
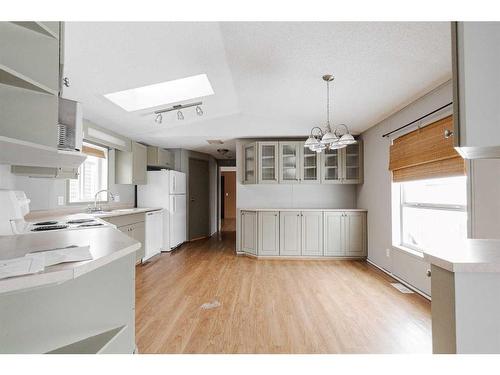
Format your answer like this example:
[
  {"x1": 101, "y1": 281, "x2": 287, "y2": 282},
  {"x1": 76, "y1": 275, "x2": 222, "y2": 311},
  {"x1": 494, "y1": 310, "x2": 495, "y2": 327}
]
[{"x1": 64, "y1": 22, "x2": 451, "y2": 158}]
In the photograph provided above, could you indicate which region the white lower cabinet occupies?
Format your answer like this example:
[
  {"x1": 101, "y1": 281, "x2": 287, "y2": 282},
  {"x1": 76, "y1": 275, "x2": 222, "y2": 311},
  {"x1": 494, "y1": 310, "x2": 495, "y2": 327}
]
[
  {"x1": 279, "y1": 211, "x2": 302, "y2": 256},
  {"x1": 241, "y1": 210, "x2": 258, "y2": 255},
  {"x1": 258, "y1": 211, "x2": 280, "y2": 256},
  {"x1": 324, "y1": 211, "x2": 367, "y2": 256},
  {"x1": 301, "y1": 211, "x2": 323, "y2": 256},
  {"x1": 344, "y1": 211, "x2": 367, "y2": 256},
  {"x1": 240, "y1": 209, "x2": 366, "y2": 258}
]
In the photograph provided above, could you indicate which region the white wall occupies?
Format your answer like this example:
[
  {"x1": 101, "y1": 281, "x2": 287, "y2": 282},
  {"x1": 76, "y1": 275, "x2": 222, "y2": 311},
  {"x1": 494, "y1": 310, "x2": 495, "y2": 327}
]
[
  {"x1": 0, "y1": 149, "x2": 135, "y2": 212},
  {"x1": 356, "y1": 82, "x2": 454, "y2": 295},
  {"x1": 357, "y1": 79, "x2": 500, "y2": 296}
]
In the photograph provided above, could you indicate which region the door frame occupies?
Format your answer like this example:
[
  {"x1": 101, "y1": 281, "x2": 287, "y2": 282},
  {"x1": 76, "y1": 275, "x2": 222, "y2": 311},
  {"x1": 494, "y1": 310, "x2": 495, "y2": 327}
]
[
  {"x1": 218, "y1": 166, "x2": 237, "y2": 232},
  {"x1": 188, "y1": 157, "x2": 210, "y2": 241}
]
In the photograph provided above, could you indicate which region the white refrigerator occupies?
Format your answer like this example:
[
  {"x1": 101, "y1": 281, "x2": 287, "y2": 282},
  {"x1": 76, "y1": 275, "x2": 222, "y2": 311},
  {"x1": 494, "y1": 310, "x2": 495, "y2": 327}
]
[{"x1": 138, "y1": 170, "x2": 187, "y2": 251}]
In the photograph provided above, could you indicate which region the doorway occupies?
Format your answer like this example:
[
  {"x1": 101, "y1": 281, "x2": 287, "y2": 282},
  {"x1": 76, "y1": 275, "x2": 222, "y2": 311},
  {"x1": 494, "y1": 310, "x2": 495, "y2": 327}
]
[
  {"x1": 220, "y1": 168, "x2": 236, "y2": 232},
  {"x1": 189, "y1": 158, "x2": 210, "y2": 240}
]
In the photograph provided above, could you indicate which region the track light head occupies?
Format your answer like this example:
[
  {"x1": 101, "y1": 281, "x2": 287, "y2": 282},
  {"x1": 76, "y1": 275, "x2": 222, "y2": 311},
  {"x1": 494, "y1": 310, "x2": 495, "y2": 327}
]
[
  {"x1": 196, "y1": 105, "x2": 204, "y2": 116},
  {"x1": 154, "y1": 113, "x2": 163, "y2": 124},
  {"x1": 177, "y1": 110, "x2": 184, "y2": 120}
]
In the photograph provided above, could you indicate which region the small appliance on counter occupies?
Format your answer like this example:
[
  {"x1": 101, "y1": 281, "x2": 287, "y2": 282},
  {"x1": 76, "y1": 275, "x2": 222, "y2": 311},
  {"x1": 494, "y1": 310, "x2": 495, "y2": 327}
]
[{"x1": 0, "y1": 190, "x2": 110, "y2": 236}]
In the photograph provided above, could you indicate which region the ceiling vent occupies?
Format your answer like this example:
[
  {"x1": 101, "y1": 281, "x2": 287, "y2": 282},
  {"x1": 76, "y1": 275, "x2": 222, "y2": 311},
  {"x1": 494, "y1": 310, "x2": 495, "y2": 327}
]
[{"x1": 207, "y1": 140, "x2": 224, "y2": 145}]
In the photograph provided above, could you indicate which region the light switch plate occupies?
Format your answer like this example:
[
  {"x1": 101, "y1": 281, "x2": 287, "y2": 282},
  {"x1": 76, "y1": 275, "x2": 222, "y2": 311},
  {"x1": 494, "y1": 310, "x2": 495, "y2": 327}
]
[
  {"x1": 114, "y1": 195, "x2": 120, "y2": 202},
  {"x1": 386, "y1": 248, "x2": 391, "y2": 258},
  {"x1": 57, "y1": 196, "x2": 65, "y2": 206}
]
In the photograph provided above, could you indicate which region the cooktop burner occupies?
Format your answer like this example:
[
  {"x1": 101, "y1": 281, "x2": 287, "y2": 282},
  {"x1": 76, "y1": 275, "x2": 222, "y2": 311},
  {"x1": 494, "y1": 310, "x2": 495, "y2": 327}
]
[
  {"x1": 31, "y1": 225, "x2": 69, "y2": 232},
  {"x1": 33, "y1": 221, "x2": 59, "y2": 226},
  {"x1": 67, "y1": 218, "x2": 95, "y2": 224},
  {"x1": 77, "y1": 223, "x2": 103, "y2": 227}
]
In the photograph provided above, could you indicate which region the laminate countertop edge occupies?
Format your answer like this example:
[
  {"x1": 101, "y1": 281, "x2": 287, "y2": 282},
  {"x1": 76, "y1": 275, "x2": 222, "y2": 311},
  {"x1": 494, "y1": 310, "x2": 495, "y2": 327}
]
[{"x1": 0, "y1": 227, "x2": 141, "y2": 295}]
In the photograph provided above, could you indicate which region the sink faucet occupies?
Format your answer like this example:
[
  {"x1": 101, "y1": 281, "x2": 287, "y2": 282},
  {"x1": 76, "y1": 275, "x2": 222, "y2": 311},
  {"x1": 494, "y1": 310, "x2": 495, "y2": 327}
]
[{"x1": 89, "y1": 189, "x2": 115, "y2": 212}]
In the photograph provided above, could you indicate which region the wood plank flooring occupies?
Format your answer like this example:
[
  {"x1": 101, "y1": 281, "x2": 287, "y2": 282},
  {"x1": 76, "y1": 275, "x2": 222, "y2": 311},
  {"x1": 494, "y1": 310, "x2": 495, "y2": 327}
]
[{"x1": 135, "y1": 232, "x2": 431, "y2": 353}]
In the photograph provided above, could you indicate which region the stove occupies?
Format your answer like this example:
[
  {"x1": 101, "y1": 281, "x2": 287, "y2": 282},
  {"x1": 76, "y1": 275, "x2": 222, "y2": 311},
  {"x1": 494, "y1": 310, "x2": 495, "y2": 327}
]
[
  {"x1": 31, "y1": 225, "x2": 69, "y2": 232},
  {"x1": 26, "y1": 217, "x2": 110, "y2": 233}
]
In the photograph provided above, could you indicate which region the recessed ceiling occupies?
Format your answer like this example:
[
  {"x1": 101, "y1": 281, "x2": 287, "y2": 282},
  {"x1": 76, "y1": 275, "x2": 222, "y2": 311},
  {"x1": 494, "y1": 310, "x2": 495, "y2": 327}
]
[{"x1": 64, "y1": 22, "x2": 451, "y2": 159}]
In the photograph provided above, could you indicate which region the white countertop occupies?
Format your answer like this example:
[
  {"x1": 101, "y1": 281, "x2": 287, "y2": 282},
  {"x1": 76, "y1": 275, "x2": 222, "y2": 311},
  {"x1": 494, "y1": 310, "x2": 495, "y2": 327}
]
[
  {"x1": 239, "y1": 208, "x2": 367, "y2": 212},
  {"x1": 0, "y1": 226, "x2": 140, "y2": 294},
  {"x1": 423, "y1": 239, "x2": 500, "y2": 273},
  {"x1": 90, "y1": 207, "x2": 162, "y2": 219}
]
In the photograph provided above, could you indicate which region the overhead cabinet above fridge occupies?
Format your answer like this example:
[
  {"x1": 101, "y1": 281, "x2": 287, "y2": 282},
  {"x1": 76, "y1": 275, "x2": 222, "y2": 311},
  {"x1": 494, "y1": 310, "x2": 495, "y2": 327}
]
[{"x1": 242, "y1": 140, "x2": 362, "y2": 185}]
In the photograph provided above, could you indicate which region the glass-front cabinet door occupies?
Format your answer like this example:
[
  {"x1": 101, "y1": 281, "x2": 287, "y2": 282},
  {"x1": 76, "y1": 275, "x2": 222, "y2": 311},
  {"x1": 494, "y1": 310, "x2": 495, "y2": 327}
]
[
  {"x1": 321, "y1": 147, "x2": 343, "y2": 183},
  {"x1": 243, "y1": 143, "x2": 257, "y2": 184},
  {"x1": 279, "y1": 141, "x2": 301, "y2": 183},
  {"x1": 342, "y1": 141, "x2": 362, "y2": 184},
  {"x1": 258, "y1": 141, "x2": 278, "y2": 183},
  {"x1": 301, "y1": 144, "x2": 321, "y2": 183}
]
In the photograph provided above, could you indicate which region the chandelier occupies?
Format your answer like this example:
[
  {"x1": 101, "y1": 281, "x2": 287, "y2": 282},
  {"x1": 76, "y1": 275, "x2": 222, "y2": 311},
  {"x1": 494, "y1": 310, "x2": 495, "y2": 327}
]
[{"x1": 305, "y1": 74, "x2": 356, "y2": 153}]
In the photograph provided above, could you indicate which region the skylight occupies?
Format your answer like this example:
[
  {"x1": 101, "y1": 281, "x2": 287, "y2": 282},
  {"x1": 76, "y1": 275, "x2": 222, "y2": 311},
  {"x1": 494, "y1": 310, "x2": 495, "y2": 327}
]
[{"x1": 104, "y1": 74, "x2": 214, "y2": 112}]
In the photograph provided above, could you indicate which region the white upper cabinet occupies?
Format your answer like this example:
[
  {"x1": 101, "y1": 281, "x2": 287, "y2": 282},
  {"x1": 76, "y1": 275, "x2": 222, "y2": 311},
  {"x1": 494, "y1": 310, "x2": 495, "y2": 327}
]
[
  {"x1": 0, "y1": 22, "x2": 62, "y2": 149},
  {"x1": 242, "y1": 143, "x2": 257, "y2": 184},
  {"x1": 258, "y1": 211, "x2": 280, "y2": 256},
  {"x1": 342, "y1": 143, "x2": 363, "y2": 184},
  {"x1": 301, "y1": 146, "x2": 321, "y2": 183},
  {"x1": 321, "y1": 147, "x2": 343, "y2": 184},
  {"x1": 258, "y1": 142, "x2": 279, "y2": 184},
  {"x1": 279, "y1": 142, "x2": 302, "y2": 183},
  {"x1": 242, "y1": 140, "x2": 363, "y2": 185},
  {"x1": 452, "y1": 22, "x2": 500, "y2": 158}
]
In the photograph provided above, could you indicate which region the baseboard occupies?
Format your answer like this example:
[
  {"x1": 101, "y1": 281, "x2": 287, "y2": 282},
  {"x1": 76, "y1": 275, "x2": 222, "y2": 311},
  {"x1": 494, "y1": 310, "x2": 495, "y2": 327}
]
[
  {"x1": 236, "y1": 252, "x2": 366, "y2": 261},
  {"x1": 366, "y1": 259, "x2": 431, "y2": 301}
]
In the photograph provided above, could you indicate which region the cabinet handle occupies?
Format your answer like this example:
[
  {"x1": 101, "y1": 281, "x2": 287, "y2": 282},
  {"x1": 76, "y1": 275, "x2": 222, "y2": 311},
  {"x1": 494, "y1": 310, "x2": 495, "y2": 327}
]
[{"x1": 426, "y1": 270, "x2": 432, "y2": 277}]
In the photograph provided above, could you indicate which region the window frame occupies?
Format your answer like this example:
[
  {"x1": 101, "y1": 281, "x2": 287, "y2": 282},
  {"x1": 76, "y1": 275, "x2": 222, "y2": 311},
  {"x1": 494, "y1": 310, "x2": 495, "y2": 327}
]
[
  {"x1": 67, "y1": 142, "x2": 110, "y2": 205},
  {"x1": 397, "y1": 178, "x2": 467, "y2": 253}
]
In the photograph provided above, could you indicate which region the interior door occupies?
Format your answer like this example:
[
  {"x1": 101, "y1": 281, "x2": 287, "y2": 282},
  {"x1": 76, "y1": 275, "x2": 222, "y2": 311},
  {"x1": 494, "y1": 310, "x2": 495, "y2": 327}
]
[
  {"x1": 188, "y1": 158, "x2": 210, "y2": 240},
  {"x1": 221, "y1": 171, "x2": 236, "y2": 218},
  {"x1": 324, "y1": 212, "x2": 344, "y2": 256}
]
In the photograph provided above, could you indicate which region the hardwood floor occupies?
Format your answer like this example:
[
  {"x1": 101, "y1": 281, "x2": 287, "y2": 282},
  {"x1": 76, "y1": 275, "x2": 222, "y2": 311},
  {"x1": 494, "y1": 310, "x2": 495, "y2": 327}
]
[{"x1": 135, "y1": 232, "x2": 431, "y2": 353}]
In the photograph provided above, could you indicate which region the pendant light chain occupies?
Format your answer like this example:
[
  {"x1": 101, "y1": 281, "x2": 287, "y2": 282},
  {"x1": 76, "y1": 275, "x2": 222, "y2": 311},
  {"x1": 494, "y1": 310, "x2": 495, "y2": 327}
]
[{"x1": 326, "y1": 79, "x2": 330, "y2": 128}]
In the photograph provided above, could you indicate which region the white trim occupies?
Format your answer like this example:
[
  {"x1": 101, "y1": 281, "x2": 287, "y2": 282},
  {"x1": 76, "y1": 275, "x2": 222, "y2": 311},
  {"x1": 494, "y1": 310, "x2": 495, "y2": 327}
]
[
  {"x1": 220, "y1": 166, "x2": 236, "y2": 172},
  {"x1": 367, "y1": 259, "x2": 431, "y2": 301}
]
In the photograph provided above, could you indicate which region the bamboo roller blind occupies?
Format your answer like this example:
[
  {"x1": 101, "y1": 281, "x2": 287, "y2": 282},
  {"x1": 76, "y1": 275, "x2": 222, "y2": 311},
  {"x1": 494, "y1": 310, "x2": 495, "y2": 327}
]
[
  {"x1": 389, "y1": 115, "x2": 465, "y2": 182},
  {"x1": 82, "y1": 144, "x2": 106, "y2": 159}
]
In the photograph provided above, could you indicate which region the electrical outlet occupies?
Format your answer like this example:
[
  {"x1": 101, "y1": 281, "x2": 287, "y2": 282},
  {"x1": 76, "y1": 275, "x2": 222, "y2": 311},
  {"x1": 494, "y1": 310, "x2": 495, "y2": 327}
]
[
  {"x1": 113, "y1": 195, "x2": 120, "y2": 203},
  {"x1": 57, "y1": 196, "x2": 65, "y2": 206},
  {"x1": 386, "y1": 248, "x2": 391, "y2": 258}
]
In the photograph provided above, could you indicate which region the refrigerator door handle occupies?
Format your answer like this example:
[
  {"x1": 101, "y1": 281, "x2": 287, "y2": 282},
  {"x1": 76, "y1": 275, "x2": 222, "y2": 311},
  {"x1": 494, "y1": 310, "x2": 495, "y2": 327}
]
[
  {"x1": 173, "y1": 197, "x2": 176, "y2": 213},
  {"x1": 173, "y1": 175, "x2": 176, "y2": 193}
]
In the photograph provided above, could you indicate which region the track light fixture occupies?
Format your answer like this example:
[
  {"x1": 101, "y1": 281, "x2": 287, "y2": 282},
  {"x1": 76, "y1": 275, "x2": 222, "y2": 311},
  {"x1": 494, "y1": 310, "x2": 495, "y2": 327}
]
[
  {"x1": 155, "y1": 113, "x2": 163, "y2": 124},
  {"x1": 153, "y1": 101, "x2": 204, "y2": 123},
  {"x1": 305, "y1": 75, "x2": 356, "y2": 152}
]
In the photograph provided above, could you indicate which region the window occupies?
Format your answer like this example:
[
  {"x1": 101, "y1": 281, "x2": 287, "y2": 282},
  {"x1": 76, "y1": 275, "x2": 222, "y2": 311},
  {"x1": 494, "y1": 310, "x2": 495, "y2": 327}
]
[
  {"x1": 68, "y1": 142, "x2": 108, "y2": 203},
  {"x1": 396, "y1": 176, "x2": 467, "y2": 252}
]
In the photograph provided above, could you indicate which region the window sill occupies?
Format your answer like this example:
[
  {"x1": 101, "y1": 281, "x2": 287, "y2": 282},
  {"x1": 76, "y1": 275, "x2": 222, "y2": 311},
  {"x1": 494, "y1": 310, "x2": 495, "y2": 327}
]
[{"x1": 392, "y1": 244, "x2": 425, "y2": 259}]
